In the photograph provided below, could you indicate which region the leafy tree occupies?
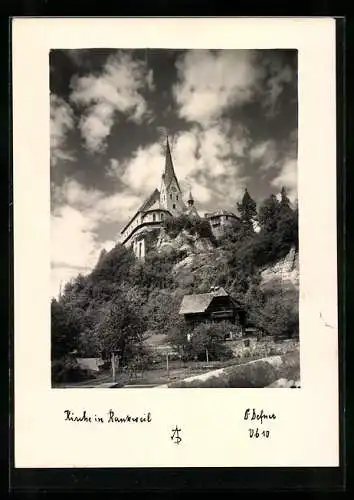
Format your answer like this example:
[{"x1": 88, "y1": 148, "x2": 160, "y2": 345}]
[
  {"x1": 51, "y1": 298, "x2": 82, "y2": 360},
  {"x1": 258, "y1": 194, "x2": 280, "y2": 233},
  {"x1": 237, "y1": 188, "x2": 257, "y2": 230},
  {"x1": 163, "y1": 214, "x2": 216, "y2": 243},
  {"x1": 279, "y1": 187, "x2": 291, "y2": 211},
  {"x1": 172, "y1": 321, "x2": 235, "y2": 361},
  {"x1": 276, "y1": 187, "x2": 298, "y2": 253},
  {"x1": 143, "y1": 289, "x2": 182, "y2": 334},
  {"x1": 94, "y1": 292, "x2": 145, "y2": 365},
  {"x1": 90, "y1": 243, "x2": 136, "y2": 286}
]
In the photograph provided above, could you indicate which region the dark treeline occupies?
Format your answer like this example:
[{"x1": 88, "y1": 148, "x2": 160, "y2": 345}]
[{"x1": 51, "y1": 187, "x2": 298, "y2": 382}]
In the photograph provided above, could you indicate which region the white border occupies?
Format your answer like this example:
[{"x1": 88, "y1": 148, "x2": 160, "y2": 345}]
[{"x1": 13, "y1": 17, "x2": 339, "y2": 468}]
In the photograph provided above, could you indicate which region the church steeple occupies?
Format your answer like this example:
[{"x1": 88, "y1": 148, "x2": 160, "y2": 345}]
[
  {"x1": 187, "y1": 189, "x2": 194, "y2": 207},
  {"x1": 162, "y1": 136, "x2": 180, "y2": 191},
  {"x1": 159, "y1": 135, "x2": 185, "y2": 215}
]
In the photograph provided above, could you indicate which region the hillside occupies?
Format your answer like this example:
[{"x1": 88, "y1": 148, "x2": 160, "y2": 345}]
[{"x1": 51, "y1": 188, "x2": 299, "y2": 382}]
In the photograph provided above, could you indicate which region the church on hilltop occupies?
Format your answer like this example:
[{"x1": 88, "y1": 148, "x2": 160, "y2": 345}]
[{"x1": 120, "y1": 136, "x2": 239, "y2": 259}]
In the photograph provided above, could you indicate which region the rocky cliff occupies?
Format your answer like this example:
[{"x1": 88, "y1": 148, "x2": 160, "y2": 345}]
[
  {"x1": 156, "y1": 227, "x2": 215, "y2": 256},
  {"x1": 260, "y1": 246, "x2": 299, "y2": 291},
  {"x1": 154, "y1": 224, "x2": 299, "y2": 299}
]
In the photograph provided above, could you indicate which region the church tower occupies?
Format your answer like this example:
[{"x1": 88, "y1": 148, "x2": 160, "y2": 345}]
[
  {"x1": 159, "y1": 136, "x2": 186, "y2": 216},
  {"x1": 185, "y1": 188, "x2": 200, "y2": 217}
]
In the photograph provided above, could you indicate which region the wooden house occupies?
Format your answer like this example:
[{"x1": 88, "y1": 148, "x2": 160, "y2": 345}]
[{"x1": 178, "y1": 287, "x2": 246, "y2": 333}]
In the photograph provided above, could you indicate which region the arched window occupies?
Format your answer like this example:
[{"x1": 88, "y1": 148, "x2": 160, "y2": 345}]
[
  {"x1": 170, "y1": 194, "x2": 172, "y2": 200},
  {"x1": 176, "y1": 195, "x2": 178, "y2": 200},
  {"x1": 173, "y1": 204, "x2": 176, "y2": 209},
  {"x1": 160, "y1": 213, "x2": 164, "y2": 220}
]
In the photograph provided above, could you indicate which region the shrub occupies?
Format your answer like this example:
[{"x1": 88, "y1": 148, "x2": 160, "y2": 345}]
[
  {"x1": 52, "y1": 356, "x2": 95, "y2": 384},
  {"x1": 163, "y1": 214, "x2": 216, "y2": 243},
  {"x1": 181, "y1": 321, "x2": 235, "y2": 362}
]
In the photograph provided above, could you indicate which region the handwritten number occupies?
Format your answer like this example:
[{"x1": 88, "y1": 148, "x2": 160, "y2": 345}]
[{"x1": 249, "y1": 428, "x2": 270, "y2": 438}]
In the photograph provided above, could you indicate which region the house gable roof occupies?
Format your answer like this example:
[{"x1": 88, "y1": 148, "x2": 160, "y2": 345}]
[{"x1": 179, "y1": 287, "x2": 230, "y2": 315}]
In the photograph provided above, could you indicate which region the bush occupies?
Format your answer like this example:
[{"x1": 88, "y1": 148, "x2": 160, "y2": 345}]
[
  {"x1": 52, "y1": 356, "x2": 95, "y2": 384},
  {"x1": 182, "y1": 321, "x2": 235, "y2": 362},
  {"x1": 163, "y1": 214, "x2": 216, "y2": 243}
]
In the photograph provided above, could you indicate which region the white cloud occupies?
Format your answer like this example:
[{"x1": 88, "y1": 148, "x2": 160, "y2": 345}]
[
  {"x1": 249, "y1": 139, "x2": 278, "y2": 171},
  {"x1": 50, "y1": 94, "x2": 75, "y2": 166},
  {"x1": 51, "y1": 238, "x2": 116, "y2": 300},
  {"x1": 262, "y1": 58, "x2": 294, "y2": 117},
  {"x1": 112, "y1": 123, "x2": 248, "y2": 210},
  {"x1": 121, "y1": 143, "x2": 165, "y2": 195},
  {"x1": 173, "y1": 50, "x2": 262, "y2": 127},
  {"x1": 51, "y1": 178, "x2": 142, "y2": 298},
  {"x1": 70, "y1": 51, "x2": 153, "y2": 153},
  {"x1": 271, "y1": 158, "x2": 297, "y2": 201},
  {"x1": 51, "y1": 205, "x2": 98, "y2": 269}
]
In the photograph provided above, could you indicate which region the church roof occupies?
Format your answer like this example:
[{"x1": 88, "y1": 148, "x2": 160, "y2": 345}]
[
  {"x1": 137, "y1": 188, "x2": 160, "y2": 212},
  {"x1": 120, "y1": 188, "x2": 161, "y2": 234},
  {"x1": 179, "y1": 287, "x2": 230, "y2": 315},
  {"x1": 162, "y1": 136, "x2": 181, "y2": 191}
]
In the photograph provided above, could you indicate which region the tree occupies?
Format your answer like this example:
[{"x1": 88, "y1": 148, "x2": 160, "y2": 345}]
[
  {"x1": 143, "y1": 289, "x2": 182, "y2": 334},
  {"x1": 94, "y1": 292, "x2": 145, "y2": 365},
  {"x1": 51, "y1": 299, "x2": 82, "y2": 360},
  {"x1": 258, "y1": 194, "x2": 280, "y2": 233},
  {"x1": 279, "y1": 187, "x2": 291, "y2": 212},
  {"x1": 91, "y1": 243, "x2": 136, "y2": 286},
  {"x1": 186, "y1": 322, "x2": 234, "y2": 361},
  {"x1": 237, "y1": 188, "x2": 257, "y2": 230},
  {"x1": 276, "y1": 187, "x2": 298, "y2": 252}
]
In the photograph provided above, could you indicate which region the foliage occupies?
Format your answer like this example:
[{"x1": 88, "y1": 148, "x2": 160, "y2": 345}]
[
  {"x1": 237, "y1": 188, "x2": 257, "y2": 230},
  {"x1": 168, "y1": 320, "x2": 235, "y2": 362},
  {"x1": 143, "y1": 289, "x2": 183, "y2": 334},
  {"x1": 51, "y1": 356, "x2": 94, "y2": 384},
  {"x1": 163, "y1": 214, "x2": 216, "y2": 243},
  {"x1": 51, "y1": 298, "x2": 82, "y2": 360},
  {"x1": 94, "y1": 292, "x2": 145, "y2": 364}
]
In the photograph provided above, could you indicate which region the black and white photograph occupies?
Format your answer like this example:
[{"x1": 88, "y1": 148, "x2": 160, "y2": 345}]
[
  {"x1": 50, "y1": 48, "x2": 299, "y2": 389},
  {"x1": 13, "y1": 17, "x2": 340, "y2": 473}
]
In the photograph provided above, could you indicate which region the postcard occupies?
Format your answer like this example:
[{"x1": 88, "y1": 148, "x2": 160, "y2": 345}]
[{"x1": 12, "y1": 17, "x2": 339, "y2": 469}]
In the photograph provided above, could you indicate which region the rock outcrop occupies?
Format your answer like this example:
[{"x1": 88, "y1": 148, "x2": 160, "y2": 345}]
[
  {"x1": 156, "y1": 228, "x2": 215, "y2": 257},
  {"x1": 260, "y1": 246, "x2": 299, "y2": 290}
]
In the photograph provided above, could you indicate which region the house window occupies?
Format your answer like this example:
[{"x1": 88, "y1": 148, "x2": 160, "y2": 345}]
[
  {"x1": 176, "y1": 195, "x2": 178, "y2": 200},
  {"x1": 153, "y1": 213, "x2": 156, "y2": 222},
  {"x1": 173, "y1": 204, "x2": 176, "y2": 209},
  {"x1": 160, "y1": 213, "x2": 164, "y2": 220},
  {"x1": 170, "y1": 194, "x2": 172, "y2": 200}
]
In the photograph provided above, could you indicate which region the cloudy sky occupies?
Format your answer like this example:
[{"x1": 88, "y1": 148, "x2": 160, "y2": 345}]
[{"x1": 50, "y1": 48, "x2": 298, "y2": 299}]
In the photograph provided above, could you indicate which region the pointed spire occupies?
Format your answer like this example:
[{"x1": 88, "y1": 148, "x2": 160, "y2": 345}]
[
  {"x1": 162, "y1": 135, "x2": 180, "y2": 190},
  {"x1": 187, "y1": 188, "x2": 194, "y2": 206}
]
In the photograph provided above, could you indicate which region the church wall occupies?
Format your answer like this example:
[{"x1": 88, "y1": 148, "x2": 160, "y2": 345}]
[
  {"x1": 142, "y1": 210, "x2": 167, "y2": 224},
  {"x1": 121, "y1": 212, "x2": 144, "y2": 243}
]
